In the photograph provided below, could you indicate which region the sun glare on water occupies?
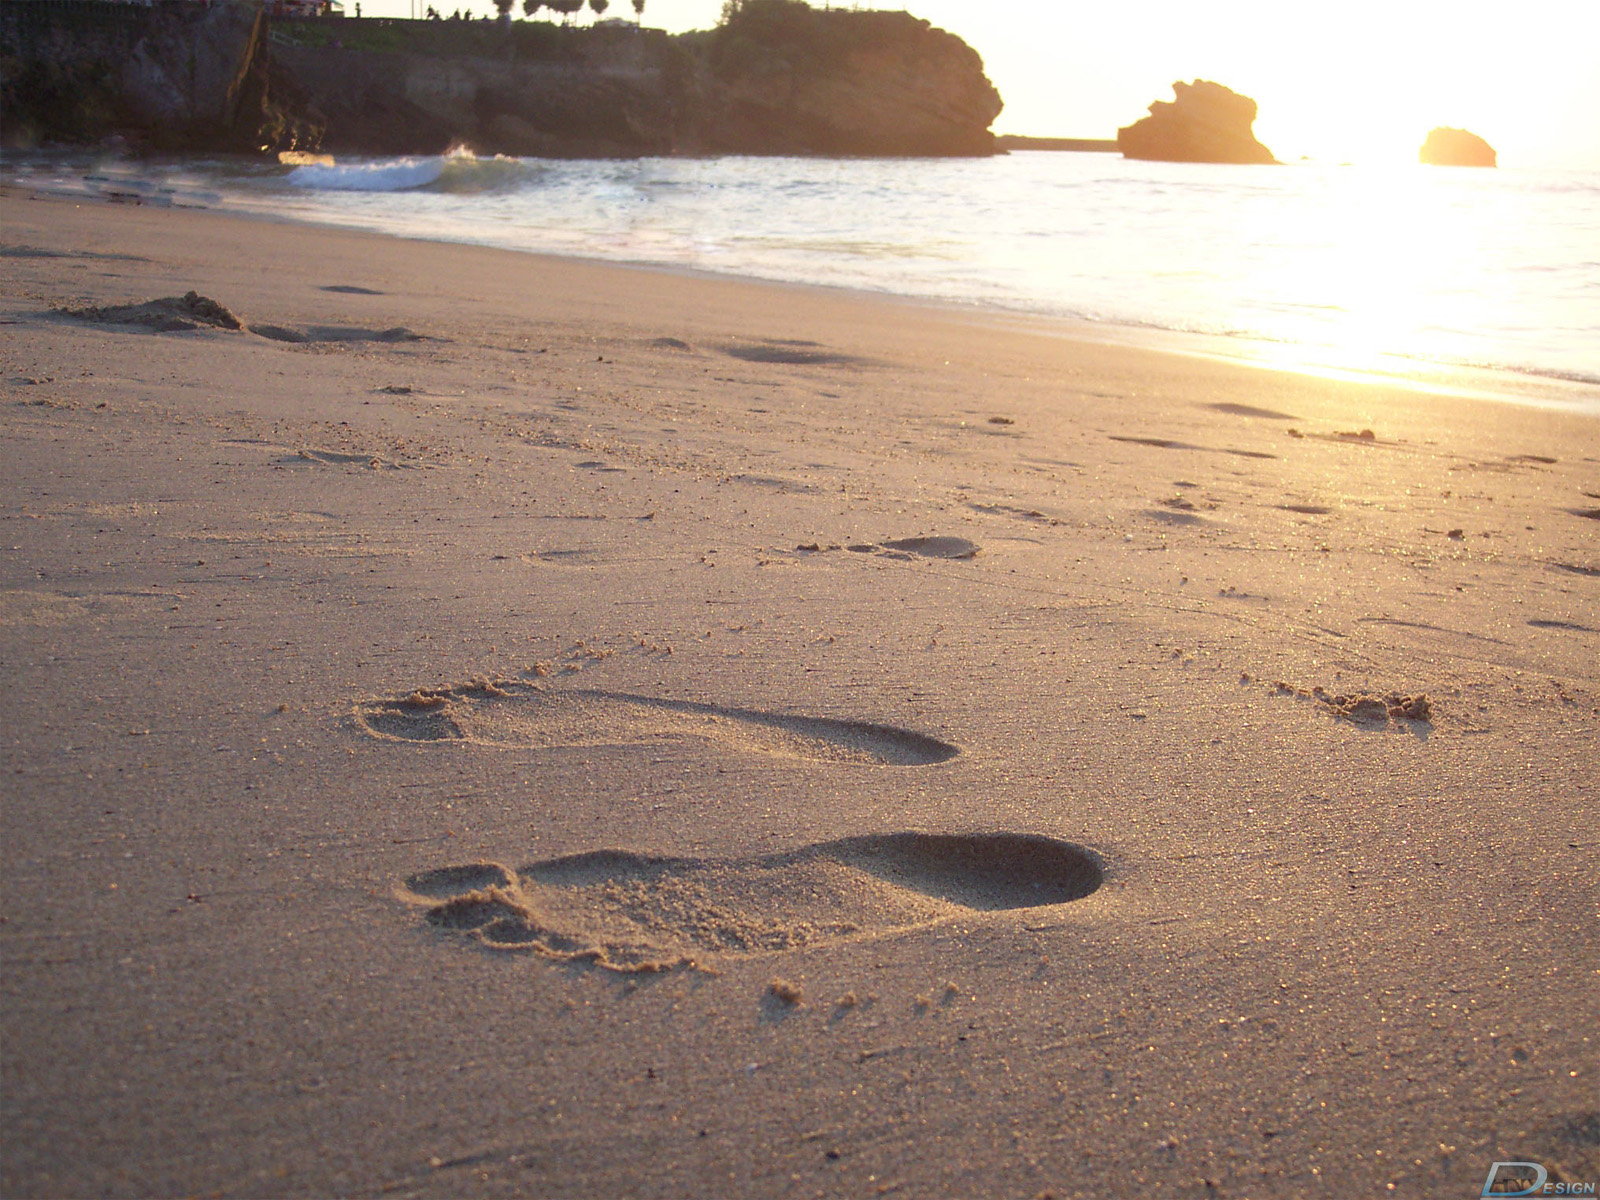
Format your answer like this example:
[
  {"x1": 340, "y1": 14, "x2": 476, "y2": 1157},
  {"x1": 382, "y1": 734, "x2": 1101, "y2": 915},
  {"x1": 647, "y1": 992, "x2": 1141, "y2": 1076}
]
[{"x1": 1254, "y1": 167, "x2": 1479, "y2": 361}]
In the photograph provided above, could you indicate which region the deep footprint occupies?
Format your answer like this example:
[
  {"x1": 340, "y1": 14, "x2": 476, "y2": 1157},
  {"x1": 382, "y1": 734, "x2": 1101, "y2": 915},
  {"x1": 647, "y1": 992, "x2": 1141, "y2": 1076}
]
[
  {"x1": 881, "y1": 536, "x2": 980, "y2": 559},
  {"x1": 356, "y1": 683, "x2": 958, "y2": 765},
  {"x1": 723, "y1": 341, "x2": 868, "y2": 367},
  {"x1": 400, "y1": 833, "x2": 1103, "y2": 970}
]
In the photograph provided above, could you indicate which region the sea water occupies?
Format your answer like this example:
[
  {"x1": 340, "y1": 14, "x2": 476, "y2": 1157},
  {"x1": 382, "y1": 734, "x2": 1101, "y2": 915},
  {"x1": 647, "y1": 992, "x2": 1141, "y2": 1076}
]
[{"x1": 6, "y1": 148, "x2": 1597, "y2": 411}]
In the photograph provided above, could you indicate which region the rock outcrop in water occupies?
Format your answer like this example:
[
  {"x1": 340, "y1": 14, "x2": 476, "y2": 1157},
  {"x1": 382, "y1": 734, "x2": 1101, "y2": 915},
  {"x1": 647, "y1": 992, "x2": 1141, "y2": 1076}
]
[
  {"x1": 0, "y1": 0, "x2": 1002, "y2": 158},
  {"x1": 1419, "y1": 127, "x2": 1496, "y2": 167},
  {"x1": 1117, "y1": 80, "x2": 1275, "y2": 164}
]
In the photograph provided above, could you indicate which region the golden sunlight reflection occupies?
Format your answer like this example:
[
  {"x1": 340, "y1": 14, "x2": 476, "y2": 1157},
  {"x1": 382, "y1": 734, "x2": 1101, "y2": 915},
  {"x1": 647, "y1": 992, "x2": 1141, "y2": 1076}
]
[{"x1": 1233, "y1": 165, "x2": 1485, "y2": 374}]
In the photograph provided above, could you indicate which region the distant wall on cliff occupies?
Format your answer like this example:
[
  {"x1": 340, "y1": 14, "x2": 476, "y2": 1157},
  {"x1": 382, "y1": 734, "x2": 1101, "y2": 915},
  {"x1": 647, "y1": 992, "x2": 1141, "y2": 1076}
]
[{"x1": 2, "y1": 0, "x2": 1003, "y2": 158}]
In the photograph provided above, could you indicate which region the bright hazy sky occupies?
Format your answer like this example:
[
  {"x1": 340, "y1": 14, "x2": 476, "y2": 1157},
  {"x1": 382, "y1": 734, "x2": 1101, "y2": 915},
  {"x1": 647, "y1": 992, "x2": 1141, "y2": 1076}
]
[{"x1": 366, "y1": 0, "x2": 1600, "y2": 168}]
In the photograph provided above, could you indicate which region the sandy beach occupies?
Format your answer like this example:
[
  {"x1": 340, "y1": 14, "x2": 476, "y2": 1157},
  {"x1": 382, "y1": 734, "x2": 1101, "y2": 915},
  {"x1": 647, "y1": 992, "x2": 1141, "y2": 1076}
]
[{"x1": 2, "y1": 190, "x2": 1596, "y2": 1198}]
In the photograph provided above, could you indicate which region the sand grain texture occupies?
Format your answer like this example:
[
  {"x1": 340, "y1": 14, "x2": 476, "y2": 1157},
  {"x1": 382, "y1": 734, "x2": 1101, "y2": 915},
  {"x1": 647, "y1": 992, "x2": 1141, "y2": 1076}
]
[{"x1": 1, "y1": 191, "x2": 1595, "y2": 1200}]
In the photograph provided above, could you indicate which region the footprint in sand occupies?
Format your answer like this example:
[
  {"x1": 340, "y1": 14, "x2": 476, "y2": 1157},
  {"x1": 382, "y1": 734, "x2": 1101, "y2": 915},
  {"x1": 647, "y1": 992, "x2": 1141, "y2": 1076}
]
[
  {"x1": 249, "y1": 323, "x2": 423, "y2": 344},
  {"x1": 1207, "y1": 402, "x2": 1298, "y2": 420},
  {"x1": 281, "y1": 448, "x2": 409, "y2": 469},
  {"x1": 723, "y1": 340, "x2": 869, "y2": 367},
  {"x1": 399, "y1": 833, "x2": 1103, "y2": 970},
  {"x1": 356, "y1": 683, "x2": 958, "y2": 766},
  {"x1": 1278, "y1": 503, "x2": 1333, "y2": 515},
  {"x1": 1108, "y1": 435, "x2": 1277, "y2": 461},
  {"x1": 800, "y1": 537, "x2": 980, "y2": 561}
]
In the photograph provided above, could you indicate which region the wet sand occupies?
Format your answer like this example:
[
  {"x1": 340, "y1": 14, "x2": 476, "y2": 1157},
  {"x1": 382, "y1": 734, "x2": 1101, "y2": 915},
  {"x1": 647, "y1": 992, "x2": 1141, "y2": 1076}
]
[{"x1": 2, "y1": 190, "x2": 1596, "y2": 1198}]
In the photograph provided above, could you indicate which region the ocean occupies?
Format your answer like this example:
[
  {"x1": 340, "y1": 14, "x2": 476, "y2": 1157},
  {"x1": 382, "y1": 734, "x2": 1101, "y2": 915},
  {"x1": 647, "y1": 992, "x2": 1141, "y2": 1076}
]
[{"x1": 6, "y1": 148, "x2": 1597, "y2": 412}]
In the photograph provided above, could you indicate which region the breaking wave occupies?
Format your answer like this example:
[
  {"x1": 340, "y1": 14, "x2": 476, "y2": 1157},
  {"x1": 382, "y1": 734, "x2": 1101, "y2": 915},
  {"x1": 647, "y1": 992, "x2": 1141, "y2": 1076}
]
[{"x1": 286, "y1": 146, "x2": 537, "y2": 194}]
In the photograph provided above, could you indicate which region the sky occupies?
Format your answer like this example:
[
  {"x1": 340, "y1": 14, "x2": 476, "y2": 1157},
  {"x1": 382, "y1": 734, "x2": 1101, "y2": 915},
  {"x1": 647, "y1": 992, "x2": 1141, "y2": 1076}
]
[{"x1": 366, "y1": 0, "x2": 1600, "y2": 168}]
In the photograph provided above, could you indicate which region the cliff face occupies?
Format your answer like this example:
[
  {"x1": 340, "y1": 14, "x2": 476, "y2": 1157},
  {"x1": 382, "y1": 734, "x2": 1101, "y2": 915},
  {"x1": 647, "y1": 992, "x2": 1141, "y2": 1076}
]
[
  {"x1": 1117, "y1": 80, "x2": 1275, "y2": 165},
  {"x1": 1420, "y1": 126, "x2": 1496, "y2": 167},
  {"x1": 2, "y1": 0, "x2": 1002, "y2": 159},
  {"x1": 269, "y1": 22, "x2": 684, "y2": 157},
  {"x1": 695, "y1": 2, "x2": 1002, "y2": 156},
  {"x1": 1, "y1": 0, "x2": 267, "y2": 150}
]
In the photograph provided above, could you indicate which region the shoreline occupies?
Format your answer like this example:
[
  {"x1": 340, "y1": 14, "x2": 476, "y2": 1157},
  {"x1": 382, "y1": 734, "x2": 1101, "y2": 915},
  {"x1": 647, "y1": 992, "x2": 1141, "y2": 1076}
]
[
  {"x1": 3, "y1": 188, "x2": 1597, "y2": 1199},
  {"x1": 5, "y1": 159, "x2": 1596, "y2": 416}
]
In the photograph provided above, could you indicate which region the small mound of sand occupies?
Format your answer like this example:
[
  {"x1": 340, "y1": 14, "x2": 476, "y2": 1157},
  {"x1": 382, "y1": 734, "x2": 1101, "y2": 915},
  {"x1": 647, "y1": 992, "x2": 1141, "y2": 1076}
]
[
  {"x1": 63, "y1": 291, "x2": 241, "y2": 333},
  {"x1": 1323, "y1": 692, "x2": 1432, "y2": 723},
  {"x1": 768, "y1": 979, "x2": 805, "y2": 1005}
]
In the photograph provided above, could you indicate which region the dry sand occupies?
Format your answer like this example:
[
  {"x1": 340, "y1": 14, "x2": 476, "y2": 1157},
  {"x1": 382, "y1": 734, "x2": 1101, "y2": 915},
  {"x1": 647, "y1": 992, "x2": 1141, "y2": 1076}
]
[{"x1": 1, "y1": 189, "x2": 1596, "y2": 1198}]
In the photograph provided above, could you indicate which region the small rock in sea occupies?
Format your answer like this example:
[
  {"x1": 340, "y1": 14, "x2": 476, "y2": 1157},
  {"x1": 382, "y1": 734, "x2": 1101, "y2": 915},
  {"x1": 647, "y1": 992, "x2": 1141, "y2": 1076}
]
[{"x1": 1420, "y1": 126, "x2": 1496, "y2": 167}]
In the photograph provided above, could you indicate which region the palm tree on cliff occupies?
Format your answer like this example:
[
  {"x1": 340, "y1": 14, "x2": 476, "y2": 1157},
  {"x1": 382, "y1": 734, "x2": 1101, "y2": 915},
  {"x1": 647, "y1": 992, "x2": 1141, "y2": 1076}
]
[
  {"x1": 522, "y1": 0, "x2": 543, "y2": 14},
  {"x1": 547, "y1": 0, "x2": 581, "y2": 20},
  {"x1": 589, "y1": 0, "x2": 608, "y2": 15},
  {"x1": 631, "y1": 0, "x2": 643, "y2": 19}
]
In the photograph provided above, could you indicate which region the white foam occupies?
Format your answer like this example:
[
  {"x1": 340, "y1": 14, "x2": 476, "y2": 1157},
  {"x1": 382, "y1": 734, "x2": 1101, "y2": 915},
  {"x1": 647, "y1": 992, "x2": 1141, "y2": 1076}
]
[{"x1": 287, "y1": 156, "x2": 447, "y2": 192}]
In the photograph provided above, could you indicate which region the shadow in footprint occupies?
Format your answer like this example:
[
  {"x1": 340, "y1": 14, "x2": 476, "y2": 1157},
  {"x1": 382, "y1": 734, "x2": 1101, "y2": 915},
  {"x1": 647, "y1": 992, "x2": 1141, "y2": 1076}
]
[
  {"x1": 1279, "y1": 503, "x2": 1333, "y2": 515},
  {"x1": 251, "y1": 323, "x2": 423, "y2": 344},
  {"x1": 321, "y1": 285, "x2": 384, "y2": 295},
  {"x1": 357, "y1": 683, "x2": 957, "y2": 765},
  {"x1": 724, "y1": 341, "x2": 868, "y2": 367},
  {"x1": 1208, "y1": 402, "x2": 1297, "y2": 420},
  {"x1": 1529, "y1": 619, "x2": 1598, "y2": 633},
  {"x1": 1109, "y1": 435, "x2": 1277, "y2": 461},
  {"x1": 881, "y1": 536, "x2": 979, "y2": 560},
  {"x1": 400, "y1": 832, "x2": 1104, "y2": 971}
]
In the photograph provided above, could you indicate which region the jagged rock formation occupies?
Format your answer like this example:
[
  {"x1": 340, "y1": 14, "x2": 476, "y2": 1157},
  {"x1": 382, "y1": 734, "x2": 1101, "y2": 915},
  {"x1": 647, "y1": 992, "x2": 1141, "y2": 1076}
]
[
  {"x1": 1420, "y1": 127, "x2": 1496, "y2": 167},
  {"x1": 695, "y1": 1, "x2": 1002, "y2": 156},
  {"x1": 2, "y1": 0, "x2": 1002, "y2": 158},
  {"x1": 1, "y1": 0, "x2": 268, "y2": 150},
  {"x1": 1117, "y1": 80, "x2": 1275, "y2": 164},
  {"x1": 268, "y1": 20, "x2": 682, "y2": 157}
]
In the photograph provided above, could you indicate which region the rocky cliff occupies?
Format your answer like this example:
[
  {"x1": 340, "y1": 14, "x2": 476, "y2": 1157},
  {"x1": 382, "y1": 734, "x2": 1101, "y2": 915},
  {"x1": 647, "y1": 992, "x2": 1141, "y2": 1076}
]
[
  {"x1": 693, "y1": 1, "x2": 1002, "y2": 156},
  {"x1": 267, "y1": 20, "x2": 684, "y2": 157},
  {"x1": 1419, "y1": 126, "x2": 1496, "y2": 167},
  {"x1": 2, "y1": 0, "x2": 268, "y2": 150},
  {"x1": 2, "y1": 0, "x2": 1002, "y2": 159},
  {"x1": 1117, "y1": 80, "x2": 1275, "y2": 165}
]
